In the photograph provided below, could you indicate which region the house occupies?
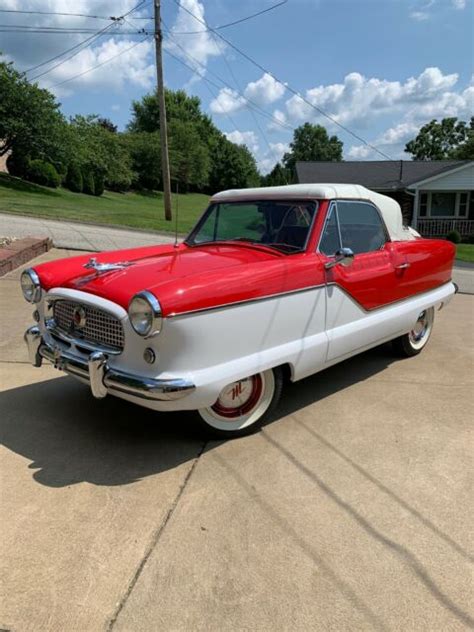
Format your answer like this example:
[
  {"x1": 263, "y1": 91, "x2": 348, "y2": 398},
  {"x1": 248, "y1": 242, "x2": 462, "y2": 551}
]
[{"x1": 296, "y1": 160, "x2": 474, "y2": 238}]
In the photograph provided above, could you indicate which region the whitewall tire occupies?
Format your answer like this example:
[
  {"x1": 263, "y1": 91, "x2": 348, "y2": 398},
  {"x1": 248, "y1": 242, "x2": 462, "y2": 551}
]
[
  {"x1": 392, "y1": 307, "x2": 435, "y2": 357},
  {"x1": 197, "y1": 368, "x2": 283, "y2": 438}
]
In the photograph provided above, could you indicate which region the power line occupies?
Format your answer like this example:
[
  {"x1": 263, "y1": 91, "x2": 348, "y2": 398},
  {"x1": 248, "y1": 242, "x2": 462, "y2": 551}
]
[
  {"x1": 163, "y1": 46, "x2": 292, "y2": 137},
  {"x1": 0, "y1": 9, "x2": 121, "y2": 20},
  {"x1": 0, "y1": 26, "x2": 144, "y2": 34},
  {"x1": 27, "y1": 22, "x2": 119, "y2": 78},
  {"x1": 49, "y1": 35, "x2": 152, "y2": 89},
  {"x1": 25, "y1": 1, "x2": 150, "y2": 81},
  {"x1": 171, "y1": 0, "x2": 393, "y2": 160},
  {"x1": 208, "y1": 30, "x2": 282, "y2": 169},
  {"x1": 171, "y1": 0, "x2": 288, "y2": 34},
  {"x1": 162, "y1": 27, "x2": 293, "y2": 133}
]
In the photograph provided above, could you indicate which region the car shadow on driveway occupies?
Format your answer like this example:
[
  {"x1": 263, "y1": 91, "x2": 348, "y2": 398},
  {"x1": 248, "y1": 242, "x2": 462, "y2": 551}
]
[{"x1": 1, "y1": 344, "x2": 399, "y2": 489}]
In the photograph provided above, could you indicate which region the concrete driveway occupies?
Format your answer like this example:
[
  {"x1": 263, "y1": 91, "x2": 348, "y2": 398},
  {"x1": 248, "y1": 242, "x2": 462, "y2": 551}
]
[{"x1": 1, "y1": 251, "x2": 473, "y2": 632}]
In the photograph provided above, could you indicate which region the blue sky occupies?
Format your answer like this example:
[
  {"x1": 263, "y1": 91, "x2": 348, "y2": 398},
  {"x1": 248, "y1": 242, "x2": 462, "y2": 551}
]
[{"x1": 2, "y1": 0, "x2": 473, "y2": 171}]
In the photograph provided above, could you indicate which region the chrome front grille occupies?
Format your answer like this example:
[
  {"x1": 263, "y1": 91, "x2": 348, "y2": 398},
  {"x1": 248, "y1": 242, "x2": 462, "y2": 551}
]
[{"x1": 52, "y1": 300, "x2": 124, "y2": 351}]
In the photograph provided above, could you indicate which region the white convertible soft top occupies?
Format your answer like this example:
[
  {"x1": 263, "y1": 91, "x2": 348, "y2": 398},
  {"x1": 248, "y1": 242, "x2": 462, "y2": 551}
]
[{"x1": 211, "y1": 183, "x2": 419, "y2": 242}]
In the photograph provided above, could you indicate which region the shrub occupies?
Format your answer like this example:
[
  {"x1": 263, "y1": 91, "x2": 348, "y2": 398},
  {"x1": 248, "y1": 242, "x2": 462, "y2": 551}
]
[
  {"x1": 93, "y1": 173, "x2": 105, "y2": 197},
  {"x1": 463, "y1": 234, "x2": 474, "y2": 244},
  {"x1": 82, "y1": 169, "x2": 95, "y2": 195},
  {"x1": 6, "y1": 152, "x2": 30, "y2": 178},
  {"x1": 25, "y1": 159, "x2": 60, "y2": 188},
  {"x1": 65, "y1": 163, "x2": 83, "y2": 193},
  {"x1": 446, "y1": 229, "x2": 461, "y2": 244}
]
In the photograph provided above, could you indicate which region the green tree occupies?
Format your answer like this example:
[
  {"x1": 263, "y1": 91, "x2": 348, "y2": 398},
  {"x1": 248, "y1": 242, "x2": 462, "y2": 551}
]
[
  {"x1": 123, "y1": 132, "x2": 162, "y2": 190},
  {"x1": 261, "y1": 162, "x2": 291, "y2": 187},
  {"x1": 25, "y1": 159, "x2": 61, "y2": 188},
  {"x1": 405, "y1": 118, "x2": 473, "y2": 160},
  {"x1": 65, "y1": 163, "x2": 83, "y2": 193},
  {"x1": 282, "y1": 123, "x2": 343, "y2": 175},
  {"x1": 69, "y1": 115, "x2": 133, "y2": 193},
  {"x1": 129, "y1": 89, "x2": 214, "y2": 141},
  {"x1": 169, "y1": 120, "x2": 210, "y2": 191},
  {"x1": 0, "y1": 58, "x2": 68, "y2": 166},
  {"x1": 208, "y1": 134, "x2": 260, "y2": 192},
  {"x1": 128, "y1": 88, "x2": 260, "y2": 193},
  {"x1": 450, "y1": 118, "x2": 474, "y2": 159}
]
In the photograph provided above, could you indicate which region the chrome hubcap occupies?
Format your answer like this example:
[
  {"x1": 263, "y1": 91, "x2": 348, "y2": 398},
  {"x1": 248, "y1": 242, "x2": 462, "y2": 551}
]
[
  {"x1": 410, "y1": 311, "x2": 428, "y2": 342},
  {"x1": 408, "y1": 308, "x2": 434, "y2": 349}
]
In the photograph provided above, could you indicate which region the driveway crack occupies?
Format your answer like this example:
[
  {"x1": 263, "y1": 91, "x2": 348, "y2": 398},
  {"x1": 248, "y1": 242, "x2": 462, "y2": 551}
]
[{"x1": 105, "y1": 439, "x2": 207, "y2": 631}]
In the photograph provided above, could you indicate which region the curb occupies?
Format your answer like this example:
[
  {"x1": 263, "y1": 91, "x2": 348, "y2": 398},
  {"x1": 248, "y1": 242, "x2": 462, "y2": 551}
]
[{"x1": 0, "y1": 237, "x2": 52, "y2": 277}]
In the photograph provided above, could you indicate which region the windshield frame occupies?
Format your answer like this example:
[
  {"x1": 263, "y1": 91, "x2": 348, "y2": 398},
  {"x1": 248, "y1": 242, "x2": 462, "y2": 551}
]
[{"x1": 185, "y1": 199, "x2": 319, "y2": 254}]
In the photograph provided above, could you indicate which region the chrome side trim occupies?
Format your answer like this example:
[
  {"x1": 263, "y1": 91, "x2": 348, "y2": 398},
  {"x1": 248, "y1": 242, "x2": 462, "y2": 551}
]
[
  {"x1": 29, "y1": 333, "x2": 195, "y2": 402},
  {"x1": 167, "y1": 280, "x2": 455, "y2": 319},
  {"x1": 167, "y1": 283, "x2": 327, "y2": 318}
]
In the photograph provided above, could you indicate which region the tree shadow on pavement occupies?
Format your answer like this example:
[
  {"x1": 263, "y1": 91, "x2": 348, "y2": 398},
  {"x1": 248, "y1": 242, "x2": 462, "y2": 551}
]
[{"x1": 1, "y1": 344, "x2": 397, "y2": 489}]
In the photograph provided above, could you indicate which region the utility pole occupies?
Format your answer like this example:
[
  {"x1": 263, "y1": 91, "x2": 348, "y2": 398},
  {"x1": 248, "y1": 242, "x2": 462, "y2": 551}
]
[{"x1": 154, "y1": 0, "x2": 172, "y2": 221}]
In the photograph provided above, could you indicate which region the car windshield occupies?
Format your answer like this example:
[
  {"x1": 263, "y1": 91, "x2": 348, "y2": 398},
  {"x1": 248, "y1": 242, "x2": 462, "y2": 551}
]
[{"x1": 186, "y1": 200, "x2": 318, "y2": 253}]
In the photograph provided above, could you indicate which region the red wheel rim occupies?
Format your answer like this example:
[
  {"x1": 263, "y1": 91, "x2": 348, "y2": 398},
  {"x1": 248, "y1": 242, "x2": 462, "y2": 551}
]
[{"x1": 211, "y1": 374, "x2": 263, "y2": 419}]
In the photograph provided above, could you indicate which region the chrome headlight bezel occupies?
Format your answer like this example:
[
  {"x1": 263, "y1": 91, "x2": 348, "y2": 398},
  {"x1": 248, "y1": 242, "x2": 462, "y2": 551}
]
[
  {"x1": 21, "y1": 268, "x2": 42, "y2": 303},
  {"x1": 128, "y1": 291, "x2": 162, "y2": 338}
]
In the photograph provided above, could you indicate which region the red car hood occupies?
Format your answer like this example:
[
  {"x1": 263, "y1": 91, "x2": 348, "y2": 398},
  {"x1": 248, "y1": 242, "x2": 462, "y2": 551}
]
[{"x1": 34, "y1": 242, "x2": 298, "y2": 316}]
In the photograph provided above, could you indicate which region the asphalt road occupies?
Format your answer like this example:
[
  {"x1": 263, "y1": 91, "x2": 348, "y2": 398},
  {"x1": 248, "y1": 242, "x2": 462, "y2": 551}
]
[
  {"x1": 1, "y1": 250, "x2": 473, "y2": 631},
  {"x1": 0, "y1": 212, "x2": 175, "y2": 251}
]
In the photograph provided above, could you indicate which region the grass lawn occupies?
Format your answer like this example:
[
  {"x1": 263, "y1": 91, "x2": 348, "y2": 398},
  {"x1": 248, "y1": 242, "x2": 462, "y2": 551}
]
[
  {"x1": 456, "y1": 244, "x2": 474, "y2": 263},
  {"x1": 0, "y1": 173, "x2": 210, "y2": 233}
]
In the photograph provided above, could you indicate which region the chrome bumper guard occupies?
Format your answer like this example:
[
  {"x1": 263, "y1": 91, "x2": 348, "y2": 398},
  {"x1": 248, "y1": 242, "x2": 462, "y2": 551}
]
[{"x1": 24, "y1": 326, "x2": 195, "y2": 402}]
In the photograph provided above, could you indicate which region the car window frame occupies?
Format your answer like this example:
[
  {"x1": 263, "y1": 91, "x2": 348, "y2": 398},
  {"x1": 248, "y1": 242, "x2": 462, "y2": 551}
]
[{"x1": 317, "y1": 199, "x2": 391, "y2": 256}]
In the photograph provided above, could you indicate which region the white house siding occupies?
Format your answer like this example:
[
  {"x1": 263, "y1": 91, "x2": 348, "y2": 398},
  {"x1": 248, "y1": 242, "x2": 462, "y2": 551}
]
[
  {"x1": 410, "y1": 163, "x2": 474, "y2": 236},
  {"x1": 416, "y1": 163, "x2": 474, "y2": 191}
]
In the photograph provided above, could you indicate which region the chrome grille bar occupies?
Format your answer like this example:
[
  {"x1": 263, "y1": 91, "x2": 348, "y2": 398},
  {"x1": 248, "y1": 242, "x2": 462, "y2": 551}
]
[{"x1": 52, "y1": 299, "x2": 124, "y2": 351}]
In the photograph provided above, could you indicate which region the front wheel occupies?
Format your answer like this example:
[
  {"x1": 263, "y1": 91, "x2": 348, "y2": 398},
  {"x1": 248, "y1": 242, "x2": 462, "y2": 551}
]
[
  {"x1": 197, "y1": 368, "x2": 283, "y2": 438},
  {"x1": 392, "y1": 307, "x2": 435, "y2": 357}
]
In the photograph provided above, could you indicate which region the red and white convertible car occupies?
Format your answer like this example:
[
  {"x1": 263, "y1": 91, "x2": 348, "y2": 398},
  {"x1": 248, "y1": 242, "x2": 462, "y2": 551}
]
[{"x1": 23, "y1": 184, "x2": 456, "y2": 437}]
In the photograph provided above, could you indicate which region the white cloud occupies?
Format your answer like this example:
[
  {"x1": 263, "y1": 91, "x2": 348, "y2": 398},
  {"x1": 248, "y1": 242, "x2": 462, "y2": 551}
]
[
  {"x1": 209, "y1": 88, "x2": 247, "y2": 114},
  {"x1": 42, "y1": 38, "x2": 155, "y2": 96},
  {"x1": 282, "y1": 67, "x2": 463, "y2": 131},
  {"x1": 165, "y1": 0, "x2": 222, "y2": 80},
  {"x1": 258, "y1": 142, "x2": 290, "y2": 174},
  {"x1": 410, "y1": 10, "x2": 430, "y2": 20},
  {"x1": 452, "y1": 0, "x2": 466, "y2": 8},
  {"x1": 267, "y1": 109, "x2": 288, "y2": 132},
  {"x1": 244, "y1": 73, "x2": 286, "y2": 106},
  {"x1": 225, "y1": 130, "x2": 259, "y2": 153},
  {"x1": 409, "y1": 0, "x2": 434, "y2": 20},
  {"x1": 1, "y1": 1, "x2": 154, "y2": 94}
]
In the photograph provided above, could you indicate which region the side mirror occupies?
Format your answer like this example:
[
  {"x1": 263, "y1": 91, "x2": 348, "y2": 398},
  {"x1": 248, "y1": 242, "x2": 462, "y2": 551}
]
[{"x1": 324, "y1": 247, "x2": 354, "y2": 270}]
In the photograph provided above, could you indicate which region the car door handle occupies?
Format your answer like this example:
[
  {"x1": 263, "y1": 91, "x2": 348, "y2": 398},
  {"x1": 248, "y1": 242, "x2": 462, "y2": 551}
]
[{"x1": 395, "y1": 262, "x2": 411, "y2": 270}]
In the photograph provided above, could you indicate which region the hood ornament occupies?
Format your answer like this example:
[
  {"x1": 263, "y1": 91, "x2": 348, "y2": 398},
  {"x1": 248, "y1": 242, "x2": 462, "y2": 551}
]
[{"x1": 83, "y1": 257, "x2": 132, "y2": 273}]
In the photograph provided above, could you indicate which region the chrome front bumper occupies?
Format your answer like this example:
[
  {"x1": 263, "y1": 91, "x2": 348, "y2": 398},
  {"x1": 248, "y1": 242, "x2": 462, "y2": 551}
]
[{"x1": 24, "y1": 326, "x2": 195, "y2": 402}]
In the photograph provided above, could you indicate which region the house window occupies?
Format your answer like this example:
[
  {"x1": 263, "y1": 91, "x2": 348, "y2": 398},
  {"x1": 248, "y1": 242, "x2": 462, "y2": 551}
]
[
  {"x1": 459, "y1": 193, "x2": 469, "y2": 217},
  {"x1": 419, "y1": 193, "x2": 428, "y2": 217},
  {"x1": 417, "y1": 191, "x2": 472, "y2": 218},
  {"x1": 430, "y1": 192, "x2": 456, "y2": 217}
]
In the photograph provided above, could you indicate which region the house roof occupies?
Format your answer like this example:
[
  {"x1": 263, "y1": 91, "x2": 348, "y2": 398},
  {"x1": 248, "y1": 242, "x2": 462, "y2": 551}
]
[{"x1": 296, "y1": 160, "x2": 471, "y2": 190}]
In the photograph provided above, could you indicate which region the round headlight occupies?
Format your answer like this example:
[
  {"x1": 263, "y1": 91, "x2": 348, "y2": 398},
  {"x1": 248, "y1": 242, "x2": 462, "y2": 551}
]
[
  {"x1": 128, "y1": 291, "x2": 162, "y2": 338},
  {"x1": 21, "y1": 269, "x2": 42, "y2": 303}
]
